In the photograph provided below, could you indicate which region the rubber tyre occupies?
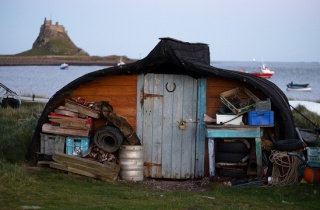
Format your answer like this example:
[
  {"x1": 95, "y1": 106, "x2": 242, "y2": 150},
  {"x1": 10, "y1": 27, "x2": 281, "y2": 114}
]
[
  {"x1": 217, "y1": 141, "x2": 249, "y2": 153},
  {"x1": 216, "y1": 152, "x2": 249, "y2": 163},
  {"x1": 217, "y1": 168, "x2": 247, "y2": 178},
  {"x1": 94, "y1": 126, "x2": 124, "y2": 152},
  {"x1": 1, "y1": 98, "x2": 20, "y2": 108},
  {"x1": 273, "y1": 139, "x2": 304, "y2": 151}
]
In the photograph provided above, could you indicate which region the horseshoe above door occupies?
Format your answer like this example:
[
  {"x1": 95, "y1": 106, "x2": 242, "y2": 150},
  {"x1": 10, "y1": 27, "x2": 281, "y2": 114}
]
[{"x1": 165, "y1": 82, "x2": 176, "y2": 92}]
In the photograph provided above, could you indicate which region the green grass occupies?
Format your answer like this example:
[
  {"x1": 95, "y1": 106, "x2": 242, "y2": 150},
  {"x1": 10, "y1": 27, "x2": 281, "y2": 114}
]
[
  {"x1": 0, "y1": 161, "x2": 319, "y2": 210},
  {"x1": 292, "y1": 104, "x2": 320, "y2": 131},
  {"x1": 18, "y1": 39, "x2": 83, "y2": 56},
  {"x1": 0, "y1": 102, "x2": 45, "y2": 162}
]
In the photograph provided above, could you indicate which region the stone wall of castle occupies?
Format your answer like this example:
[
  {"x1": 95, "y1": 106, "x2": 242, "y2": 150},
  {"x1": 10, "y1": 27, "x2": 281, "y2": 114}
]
[{"x1": 41, "y1": 18, "x2": 65, "y2": 33}]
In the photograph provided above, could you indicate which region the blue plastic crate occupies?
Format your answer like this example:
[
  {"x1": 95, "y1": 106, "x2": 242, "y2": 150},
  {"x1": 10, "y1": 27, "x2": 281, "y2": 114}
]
[
  {"x1": 66, "y1": 136, "x2": 90, "y2": 157},
  {"x1": 248, "y1": 110, "x2": 274, "y2": 125}
]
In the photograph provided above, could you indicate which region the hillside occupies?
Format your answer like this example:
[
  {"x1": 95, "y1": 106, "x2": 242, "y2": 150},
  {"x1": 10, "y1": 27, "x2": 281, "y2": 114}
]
[{"x1": 17, "y1": 18, "x2": 88, "y2": 56}]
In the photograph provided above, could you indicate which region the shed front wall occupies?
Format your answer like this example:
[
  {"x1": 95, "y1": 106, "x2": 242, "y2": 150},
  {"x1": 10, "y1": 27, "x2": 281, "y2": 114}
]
[
  {"x1": 68, "y1": 74, "x2": 274, "y2": 179},
  {"x1": 70, "y1": 75, "x2": 137, "y2": 131}
]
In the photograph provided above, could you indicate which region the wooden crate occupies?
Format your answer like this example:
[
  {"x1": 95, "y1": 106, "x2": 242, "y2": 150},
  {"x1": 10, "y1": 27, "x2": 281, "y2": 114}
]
[
  {"x1": 220, "y1": 87, "x2": 260, "y2": 115},
  {"x1": 40, "y1": 133, "x2": 65, "y2": 155}
]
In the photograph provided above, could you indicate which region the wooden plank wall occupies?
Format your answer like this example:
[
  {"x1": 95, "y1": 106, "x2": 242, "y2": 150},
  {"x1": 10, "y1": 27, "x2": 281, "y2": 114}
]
[
  {"x1": 71, "y1": 75, "x2": 137, "y2": 131},
  {"x1": 206, "y1": 77, "x2": 266, "y2": 118},
  {"x1": 206, "y1": 77, "x2": 242, "y2": 117}
]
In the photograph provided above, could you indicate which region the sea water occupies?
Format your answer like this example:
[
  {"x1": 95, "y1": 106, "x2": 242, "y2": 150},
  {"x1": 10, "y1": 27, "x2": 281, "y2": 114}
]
[
  {"x1": 0, "y1": 65, "x2": 107, "y2": 98},
  {"x1": 212, "y1": 61, "x2": 320, "y2": 102},
  {"x1": 0, "y1": 62, "x2": 319, "y2": 101}
]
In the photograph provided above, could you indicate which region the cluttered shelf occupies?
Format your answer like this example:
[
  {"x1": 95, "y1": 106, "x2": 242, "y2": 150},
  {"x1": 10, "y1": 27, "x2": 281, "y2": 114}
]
[{"x1": 206, "y1": 125, "x2": 265, "y2": 179}]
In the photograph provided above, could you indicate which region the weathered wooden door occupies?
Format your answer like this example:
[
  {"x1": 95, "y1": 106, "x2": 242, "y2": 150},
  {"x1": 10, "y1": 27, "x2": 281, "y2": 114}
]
[{"x1": 138, "y1": 73, "x2": 198, "y2": 179}]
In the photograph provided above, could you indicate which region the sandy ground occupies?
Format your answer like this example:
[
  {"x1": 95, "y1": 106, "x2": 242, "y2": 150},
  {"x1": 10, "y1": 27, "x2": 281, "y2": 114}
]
[{"x1": 289, "y1": 101, "x2": 320, "y2": 115}]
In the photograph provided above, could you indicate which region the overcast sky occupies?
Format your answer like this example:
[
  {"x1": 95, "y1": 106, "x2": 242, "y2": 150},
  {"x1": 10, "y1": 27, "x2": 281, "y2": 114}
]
[{"x1": 1, "y1": 0, "x2": 319, "y2": 62}]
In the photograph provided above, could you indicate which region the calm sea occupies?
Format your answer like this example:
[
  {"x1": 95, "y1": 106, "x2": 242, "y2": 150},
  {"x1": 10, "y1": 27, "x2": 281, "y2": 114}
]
[{"x1": 0, "y1": 62, "x2": 319, "y2": 101}]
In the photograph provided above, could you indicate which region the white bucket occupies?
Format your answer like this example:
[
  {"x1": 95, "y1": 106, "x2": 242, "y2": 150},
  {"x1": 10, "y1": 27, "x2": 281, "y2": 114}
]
[{"x1": 119, "y1": 145, "x2": 144, "y2": 181}]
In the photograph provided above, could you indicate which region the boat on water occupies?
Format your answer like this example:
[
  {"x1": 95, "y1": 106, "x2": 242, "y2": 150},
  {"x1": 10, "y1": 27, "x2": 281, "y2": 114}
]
[
  {"x1": 60, "y1": 63, "x2": 69, "y2": 69},
  {"x1": 117, "y1": 57, "x2": 125, "y2": 66},
  {"x1": 287, "y1": 81, "x2": 311, "y2": 91},
  {"x1": 250, "y1": 63, "x2": 275, "y2": 78},
  {"x1": 117, "y1": 61, "x2": 125, "y2": 66}
]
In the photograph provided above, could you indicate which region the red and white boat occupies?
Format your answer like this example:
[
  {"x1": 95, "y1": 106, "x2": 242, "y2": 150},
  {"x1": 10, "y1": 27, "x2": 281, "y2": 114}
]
[{"x1": 250, "y1": 63, "x2": 275, "y2": 78}]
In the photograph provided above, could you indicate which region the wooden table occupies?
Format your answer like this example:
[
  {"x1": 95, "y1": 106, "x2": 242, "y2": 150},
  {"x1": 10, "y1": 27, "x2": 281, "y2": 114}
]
[{"x1": 206, "y1": 125, "x2": 269, "y2": 178}]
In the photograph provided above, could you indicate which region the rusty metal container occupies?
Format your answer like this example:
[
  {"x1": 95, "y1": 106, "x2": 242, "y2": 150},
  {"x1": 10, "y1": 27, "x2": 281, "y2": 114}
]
[{"x1": 119, "y1": 145, "x2": 144, "y2": 181}]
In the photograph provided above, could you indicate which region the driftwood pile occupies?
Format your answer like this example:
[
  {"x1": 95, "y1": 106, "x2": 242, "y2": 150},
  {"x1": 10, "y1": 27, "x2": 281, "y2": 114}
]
[
  {"x1": 42, "y1": 99, "x2": 99, "y2": 137},
  {"x1": 39, "y1": 98, "x2": 141, "y2": 182}
]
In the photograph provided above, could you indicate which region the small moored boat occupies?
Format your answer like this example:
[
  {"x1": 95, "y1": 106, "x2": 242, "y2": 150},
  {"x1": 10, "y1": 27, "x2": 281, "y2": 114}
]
[
  {"x1": 286, "y1": 81, "x2": 311, "y2": 91},
  {"x1": 60, "y1": 63, "x2": 69, "y2": 69},
  {"x1": 117, "y1": 57, "x2": 125, "y2": 66}
]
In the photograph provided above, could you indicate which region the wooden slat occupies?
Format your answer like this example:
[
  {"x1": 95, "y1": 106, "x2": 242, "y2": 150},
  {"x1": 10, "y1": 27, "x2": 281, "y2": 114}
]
[
  {"x1": 42, "y1": 123, "x2": 89, "y2": 136},
  {"x1": 58, "y1": 161, "x2": 118, "y2": 178},
  {"x1": 52, "y1": 153, "x2": 120, "y2": 182},
  {"x1": 150, "y1": 74, "x2": 163, "y2": 177},
  {"x1": 142, "y1": 74, "x2": 155, "y2": 177},
  {"x1": 180, "y1": 76, "x2": 197, "y2": 178},
  {"x1": 49, "y1": 162, "x2": 117, "y2": 182},
  {"x1": 170, "y1": 75, "x2": 183, "y2": 179},
  {"x1": 207, "y1": 77, "x2": 242, "y2": 87},
  {"x1": 65, "y1": 100, "x2": 100, "y2": 119},
  {"x1": 48, "y1": 115, "x2": 91, "y2": 130},
  {"x1": 53, "y1": 153, "x2": 120, "y2": 172},
  {"x1": 161, "y1": 74, "x2": 173, "y2": 178},
  {"x1": 69, "y1": 96, "x2": 137, "y2": 106},
  {"x1": 72, "y1": 86, "x2": 136, "y2": 96},
  {"x1": 83, "y1": 75, "x2": 137, "y2": 86},
  {"x1": 195, "y1": 78, "x2": 207, "y2": 177},
  {"x1": 50, "y1": 162, "x2": 96, "y2": 178}
]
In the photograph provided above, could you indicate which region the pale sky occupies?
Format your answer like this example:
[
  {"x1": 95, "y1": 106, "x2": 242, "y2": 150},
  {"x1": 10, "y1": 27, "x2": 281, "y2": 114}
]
[{"x1": 0, "y1": 0, "x2": 319, "y2": 62}]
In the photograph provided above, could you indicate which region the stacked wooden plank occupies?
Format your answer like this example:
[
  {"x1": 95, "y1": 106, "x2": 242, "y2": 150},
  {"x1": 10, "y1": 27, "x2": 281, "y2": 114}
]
[
  {"x1": 42, "y1": 99, "x2": 100, "y2": 137},
  {"x1": 51, "y1": 153, "x2": 120, "y2": 182}
]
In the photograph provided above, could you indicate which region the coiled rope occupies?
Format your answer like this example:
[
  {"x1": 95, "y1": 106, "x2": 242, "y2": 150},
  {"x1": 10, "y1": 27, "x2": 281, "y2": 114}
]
[{"x1": 269, "y1": 150, "x2": 300, "y2": 186}]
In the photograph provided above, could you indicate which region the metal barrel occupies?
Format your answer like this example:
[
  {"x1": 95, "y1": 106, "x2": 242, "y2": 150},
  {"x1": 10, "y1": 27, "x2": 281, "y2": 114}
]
[{"x1": 119, "y1": 145, "x2": 144, "y2": 181}]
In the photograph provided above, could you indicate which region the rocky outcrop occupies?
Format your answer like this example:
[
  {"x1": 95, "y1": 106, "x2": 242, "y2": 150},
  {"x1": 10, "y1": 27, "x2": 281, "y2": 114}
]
[{"x1": 25, "y1": 18, "x2": 89, "y2": 56}]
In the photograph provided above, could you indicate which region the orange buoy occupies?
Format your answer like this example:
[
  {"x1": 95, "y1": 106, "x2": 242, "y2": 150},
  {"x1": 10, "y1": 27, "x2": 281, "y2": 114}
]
[{"x1": 303, "y1": 166, "x2": 320, "y2": 184}]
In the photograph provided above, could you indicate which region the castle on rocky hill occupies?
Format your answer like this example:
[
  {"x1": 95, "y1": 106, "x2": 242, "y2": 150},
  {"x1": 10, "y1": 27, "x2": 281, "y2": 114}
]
[
  {"x1": 30, "y1": 18, "x2": 88, "y2": 56},
  {"x1": 41, "y1": 18, "x2": 65, "y2": 33}
]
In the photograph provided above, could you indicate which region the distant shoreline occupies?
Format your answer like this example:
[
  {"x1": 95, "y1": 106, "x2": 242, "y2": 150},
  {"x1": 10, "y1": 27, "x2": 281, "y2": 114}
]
[{"x1": 0, "y1": 55, "x2": 136, "y2": 66}]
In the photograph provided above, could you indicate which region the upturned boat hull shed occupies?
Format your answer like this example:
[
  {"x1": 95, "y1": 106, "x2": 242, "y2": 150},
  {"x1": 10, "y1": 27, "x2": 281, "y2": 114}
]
[{"x1": 28, "y1": 38, "x2": 299, "y2": 179}]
